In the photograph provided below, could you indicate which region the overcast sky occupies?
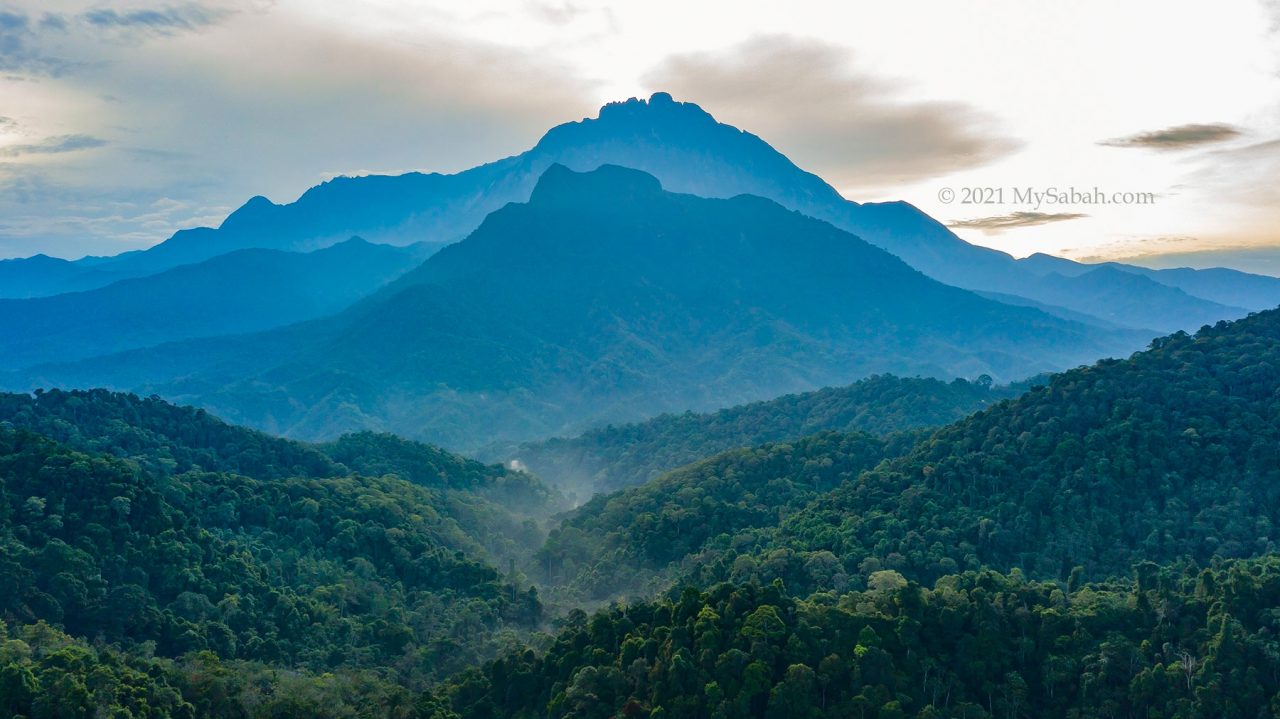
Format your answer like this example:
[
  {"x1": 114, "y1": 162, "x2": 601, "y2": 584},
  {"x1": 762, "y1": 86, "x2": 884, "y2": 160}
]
[{"x1": 2, "y1": 0, "x2": 1279, "y2": 271}]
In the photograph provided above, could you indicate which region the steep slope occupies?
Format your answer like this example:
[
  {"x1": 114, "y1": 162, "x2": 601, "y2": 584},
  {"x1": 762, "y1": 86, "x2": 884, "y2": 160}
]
[
  {"x1": 9, "y1": 166, "x2": 1143, "y2": 449},
  {"x1": 493, "y1": 375, "x2": 1018, "y2": 497},
  {"x1": 0, "y1": 238, "x2": 433, "y2": 370},
  {"x1": 1, "y1": 93, "x2": 1261, "y2": 335},
  {"x1": 545, "y1": 307, "x2": 1280, "y2": 601}
]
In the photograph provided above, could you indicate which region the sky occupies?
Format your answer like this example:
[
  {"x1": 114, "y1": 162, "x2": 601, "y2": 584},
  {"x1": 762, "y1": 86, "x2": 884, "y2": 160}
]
[{"x1": 2, "y1": 0, "x2": 1279, "y2": 273}]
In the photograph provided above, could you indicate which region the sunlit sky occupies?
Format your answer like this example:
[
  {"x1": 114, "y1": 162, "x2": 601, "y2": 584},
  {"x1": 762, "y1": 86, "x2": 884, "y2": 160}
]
[{"x1": 2, "y1": 0, "x2": 1279, "y2": 270}]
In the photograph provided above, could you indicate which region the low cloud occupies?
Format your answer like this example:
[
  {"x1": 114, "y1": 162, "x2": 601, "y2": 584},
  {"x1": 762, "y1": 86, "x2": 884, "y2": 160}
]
[
  {"x1": 949, "y1": 211, "x2": 1087, "y2": 233},
  {"x1": 0, "y1": 134, "x2": 107, "y2": 158},
  {"x1": 643, "y1": 35, "x2": 1021, "y2": 194},
  {"x1": 1100, "y1": 123, "x2": 1242, "y2": 150}
]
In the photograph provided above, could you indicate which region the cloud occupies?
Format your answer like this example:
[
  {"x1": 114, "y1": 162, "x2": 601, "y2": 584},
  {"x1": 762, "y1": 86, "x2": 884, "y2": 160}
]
[
  {"x1": 81, "y1": 3, "x2": 231, "y2": 35},
  {"x1": 0, "y1": 133, "x2": 107, "y2": 158},
  {"x1": 949, "y1": 211, "x2": 1088, "y2": 233},
  {"x1": 1184, "y1": 137, "x2": 1280, "y2": 211},
  {"x1": 0, "y1": 3, "x2": 235, "y2": 76},
  {"x1": 643, "y1": 35, "x2": 1021, "y2": 194},
  {"x1": 0, "y1": 7, "x2": 72, "y2": 74},
  {"x1": 525, "y1": 1, "x2": 587, "y2": 25},
  {"x1": 0, "y1": 2, "x2": 595, "y2": 259},
  {"x1": 1100, "y1": 123, "x2": 1243, "y2": 150}
]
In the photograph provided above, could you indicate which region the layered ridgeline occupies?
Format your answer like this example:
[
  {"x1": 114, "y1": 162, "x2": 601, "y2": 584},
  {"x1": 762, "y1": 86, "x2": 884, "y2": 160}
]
[
  {"x1": 540, "y1": 308, "x2": 1280, "y2": 602},
  {"x1": 0, "y1": 239, "x2": 434, "y2": 370},
  {"x1": 0, "y1": 389, "x2": 563, "y2": 691},
  {"x1": 10, "y1": 166, "x2": 1140, "y2": 449},
  {"x1": 3, "y1": 93, "x2": 1269, "y2": 335},
  {"x1": 444, "y1": 558, "x2": 1280, "y2": 719},
  {"x1": 494, "y1": 375, "x2": 1022, "y2": 498}
]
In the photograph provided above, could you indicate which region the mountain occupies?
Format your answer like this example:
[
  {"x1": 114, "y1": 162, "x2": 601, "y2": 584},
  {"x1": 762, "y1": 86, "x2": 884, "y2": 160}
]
[
  {"x1": 1019, "y1": 251, "x2": 1280, "y2": 311},
  {"x1": 0, "y1": 238, "x2": 434, "y2": 370},
  {"x1": 491, "y1": 375, "x2": 1021, "y2": 498},
  {"x1": 0, "y1": 253, "x2": 133, "y2": 298},
  {"x1": 997, "y1": 265, "x2": 1247, "y2": 333},
  {"x1": 0, "y1": 389, "x2": 556, "y2": 686},
  {"x1": 2, "y1": 93, "x2": 1266, "y2": 336},
  {"x1": 8, "y1": 165, "x2": 1144, "y2": 449},
  {"x1": 541, "y1": 307, "x2": 1280, "y2": 603}
]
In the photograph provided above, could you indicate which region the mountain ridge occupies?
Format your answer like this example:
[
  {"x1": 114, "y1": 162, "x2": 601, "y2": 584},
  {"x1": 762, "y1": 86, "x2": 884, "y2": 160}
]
[
  {"x1": 3, "y1": 92, "x2": 1273, "y2": 336},
  {"x1": 5, "y1": 165, "x2": 1146, "y2": 450}
]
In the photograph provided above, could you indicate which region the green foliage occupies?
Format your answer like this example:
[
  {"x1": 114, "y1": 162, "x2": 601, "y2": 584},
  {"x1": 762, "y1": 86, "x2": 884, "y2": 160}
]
[
  {"x1": 322, "y1": 431, "x2": 563, "y2": 515},
  {"x1": 0, "y1": 620, "x2": 460, "y2": 718},
  {"x1": 536, "y1": 432, "x2": 891, "y2": 601},
  {"x1": 0, "y1": 388, "x2": 339, "y2": 479},
  {"x1": 445, "y1": 557, "x2": 1280, "y2": 718},
  {"x1": 766, "y1": 315, "x2": 1280, "y2": 588},
  {"x1": 547, "y1": 312, "x2": 1280, "y2": 598},
  {"x1": 0, "y1": 391, "x2": 552, "y2": 686},
  {"x1": 500, "y1": 375, "x2": 1018, "y2": 496}
]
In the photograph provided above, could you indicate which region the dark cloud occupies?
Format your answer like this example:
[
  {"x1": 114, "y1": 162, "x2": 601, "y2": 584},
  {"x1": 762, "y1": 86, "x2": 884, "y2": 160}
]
[
  {"x1": 949, "y1": 211, "x2": 1088, "y2": 233},
  {"x1": 644, "y1": 35, "x2": 1021, "y2": 193},
  {"x1": 1100, "y1": 123, "x2": 1242, "y2": 150},
  {"x1": 0, "y1": 134, "x2": 107, "y2": 158}
]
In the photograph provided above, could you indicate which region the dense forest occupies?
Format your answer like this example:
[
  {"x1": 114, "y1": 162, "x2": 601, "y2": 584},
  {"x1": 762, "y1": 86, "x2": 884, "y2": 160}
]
[
  {"x1": 0, "y1": 390, "x2": 558, "y2": 692},
  {"x1": 544, "y1": 312, "x2": 1280, "y2": 603},
  {"x1": 7, "y1": 310, "x2": 1280, "y2": 716},
  {"x1": 445, "y1": 557, "x2": 1280, "y2": 719},
  {"x1": 536, "y1": 432, "x2": 902, "y2": 602},
  {"x1": 497, "y1": 375, "x2": 1022, "y2": 497}
]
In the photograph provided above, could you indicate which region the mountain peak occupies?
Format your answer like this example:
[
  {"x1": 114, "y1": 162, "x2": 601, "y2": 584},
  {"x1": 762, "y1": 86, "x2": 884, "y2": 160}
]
[
  {"x1": 528, "y1": 164, "x2": 664, "y2": 208},
  {"x1": 594, "y1": 91, "x2": 715, "y2": 123},
  {"x1": 219, "y1": 195, "x2": 278, "y2": 230},
  {"x1": 534, "y1": 92, "x2": 725, "y2": 155}
]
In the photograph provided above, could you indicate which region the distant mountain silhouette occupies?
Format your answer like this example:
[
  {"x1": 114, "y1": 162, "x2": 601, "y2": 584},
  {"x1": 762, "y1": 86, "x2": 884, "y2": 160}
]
[
  {"x1": 0, "y1": 238, "x2": 433, "y2": 370},
  {"x1": 4, "y1": 92, "x2": 1274, "y2": 333},
  {"x1": 8, "y1": 166, "x2": 1145, "y2": 449},
  {"x1": 1017, "y1": 252, "x2": 1280, "y2": 312}
]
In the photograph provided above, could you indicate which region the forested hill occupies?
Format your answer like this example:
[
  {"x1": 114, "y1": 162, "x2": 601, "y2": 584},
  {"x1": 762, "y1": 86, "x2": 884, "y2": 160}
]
[
  {"x1": 0, "y1": 388, "x2": 560, "y2": 515},
  {"x1": 537, "y1": 432, "x2": 898, "y2": 601},
  {"x1": 0, "y1": 390, "x2": 562, "y2": 694},
  {"x1": 541, "y1": 309, "x2": 1280, "y2": 600},
  {"x1": 497, "y1": 375, "x2": 1021, "y2": 497},
  {"x1": 444, "y1": 557, "x2": 1280, "y2": 719}
]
